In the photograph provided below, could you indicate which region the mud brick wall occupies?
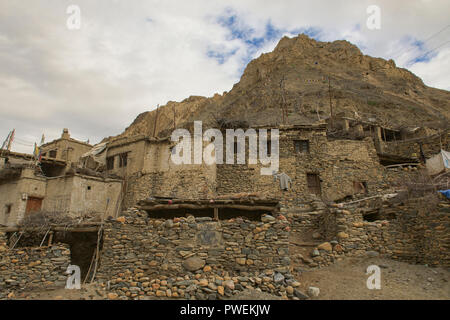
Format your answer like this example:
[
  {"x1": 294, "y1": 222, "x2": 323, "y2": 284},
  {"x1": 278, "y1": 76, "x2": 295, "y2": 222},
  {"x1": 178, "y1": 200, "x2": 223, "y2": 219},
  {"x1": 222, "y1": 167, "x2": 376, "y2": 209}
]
[
  {"x1": 0, "y1": 232, "x2": 71, "y2": 298},
  {"x1": 97, "y1": 211, "x2": 290, "y2": 284}
]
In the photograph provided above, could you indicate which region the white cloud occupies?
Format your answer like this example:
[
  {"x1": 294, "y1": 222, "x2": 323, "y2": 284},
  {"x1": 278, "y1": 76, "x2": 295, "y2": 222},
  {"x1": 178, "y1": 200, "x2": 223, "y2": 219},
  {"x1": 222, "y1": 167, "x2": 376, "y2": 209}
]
[
  {"x1": 409, "y1": 47, "x2": 450, "y2": 91},
  {"x1": 0, "y1": 0, "x2": 449, "y2": 153}
]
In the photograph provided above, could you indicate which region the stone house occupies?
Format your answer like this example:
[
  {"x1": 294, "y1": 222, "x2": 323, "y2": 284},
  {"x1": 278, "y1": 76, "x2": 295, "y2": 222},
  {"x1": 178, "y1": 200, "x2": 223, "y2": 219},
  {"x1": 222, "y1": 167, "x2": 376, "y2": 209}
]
[
  {"x1": 94, "y1": 123, "x2": 384, "y2": 212},
  {"x1": 39, "y1": 128, "x2": 93, "y2": 176},
  {"x1": 0, "y1": 123, "x2": 385, "y2": 226},
  {"x1": 0, "y1": 130, "x2": 122, "y2": 227}
]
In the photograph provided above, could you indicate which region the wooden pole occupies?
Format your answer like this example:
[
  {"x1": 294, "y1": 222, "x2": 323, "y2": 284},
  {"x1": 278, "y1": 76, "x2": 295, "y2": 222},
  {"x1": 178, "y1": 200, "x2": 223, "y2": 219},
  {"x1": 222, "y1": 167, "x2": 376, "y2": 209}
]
[
  {"x1": 214, "y1": 208, "x2": 219, "y2": 221},
  {"x1": 153, "y1": 104, "x2": 160, "y2": 138},
  {"x1": 172, "y1": 104, "x2": 176, "y2": 131},
  {"x1": 48, "y1": 231, "x2": 53, "y2": 246},
  {"x1": 328, "y1": 77, "x2": 333, "y2": 129}
]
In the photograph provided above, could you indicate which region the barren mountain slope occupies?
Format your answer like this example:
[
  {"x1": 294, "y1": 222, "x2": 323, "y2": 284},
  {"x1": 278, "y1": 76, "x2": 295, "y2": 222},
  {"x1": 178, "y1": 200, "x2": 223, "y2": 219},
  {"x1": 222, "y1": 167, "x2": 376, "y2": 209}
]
[{"x1": 114, "y1": 34, "x2": 450, "y2": 140}]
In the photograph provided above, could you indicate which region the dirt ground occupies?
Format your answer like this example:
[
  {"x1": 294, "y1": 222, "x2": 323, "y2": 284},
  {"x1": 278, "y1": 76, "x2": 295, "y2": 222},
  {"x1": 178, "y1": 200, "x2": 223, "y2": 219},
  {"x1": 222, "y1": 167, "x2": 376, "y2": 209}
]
[
  {"x1": 298, "y1": 256, "x2": 450, "y2": 300},
  {"x1": 11, "y1": 256, "x2": 449, "y2": 300}
]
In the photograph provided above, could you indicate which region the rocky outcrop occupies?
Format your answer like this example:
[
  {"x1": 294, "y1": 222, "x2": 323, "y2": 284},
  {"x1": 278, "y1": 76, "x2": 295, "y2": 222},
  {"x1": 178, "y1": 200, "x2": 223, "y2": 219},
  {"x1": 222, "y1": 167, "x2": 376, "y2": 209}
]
[{"x1": 111, "y1": 34, "x2": 449, "y2": 142}]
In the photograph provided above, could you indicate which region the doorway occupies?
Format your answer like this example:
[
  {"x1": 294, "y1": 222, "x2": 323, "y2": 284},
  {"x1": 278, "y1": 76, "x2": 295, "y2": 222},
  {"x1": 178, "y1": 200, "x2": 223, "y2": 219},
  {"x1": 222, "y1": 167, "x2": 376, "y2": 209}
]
[{"x1": 26, "y1": 197, "x2": 43, "y2": 215}]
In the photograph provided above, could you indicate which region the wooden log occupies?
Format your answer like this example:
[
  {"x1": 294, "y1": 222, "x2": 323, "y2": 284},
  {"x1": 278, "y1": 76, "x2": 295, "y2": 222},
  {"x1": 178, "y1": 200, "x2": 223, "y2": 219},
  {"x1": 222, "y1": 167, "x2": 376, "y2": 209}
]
[
  {"x1": 141, "y1": 204, "x2": 277, "y2": 212},
  {"x1": 48, "y1": 231, "x2": 54, "y2": 246},
  {"x1": 214, "y1": 208, "x2": 219, "y2": 221},
  {"x1": 0, "y1": 226, "x2": 100, "y2": 233}
]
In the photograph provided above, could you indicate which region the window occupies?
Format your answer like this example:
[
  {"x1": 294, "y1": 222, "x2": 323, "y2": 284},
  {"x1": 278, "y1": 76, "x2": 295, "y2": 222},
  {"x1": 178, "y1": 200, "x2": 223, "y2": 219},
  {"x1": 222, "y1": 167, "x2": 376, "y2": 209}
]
[
  {"x1": 119, "y1": 153, "x2": 128, "y2": 168},
  {"x1": 307, "y1": 173, "x2": 321, "y2": 195},
  {"x1": 294, "y1": 140, "x2": 309, "y2": 154},
  {"x1": 267, "y1": 139, "x2": 271, "y2": 157},
  {"x1": 5, "y1": 204, "x2": 12, "y2": 214},
  {"x1": 234, "y1": 142, "x2": 238, "y2": 154},
  {"x1": 87, "y1": 186, "x2": 91, "y2": 190},
  {"x1": 49, "y1": 150, "x2": 57, "y2": 158},
  {"x1": 106, "y1": 156, "x2": 115, "y2": 170}
]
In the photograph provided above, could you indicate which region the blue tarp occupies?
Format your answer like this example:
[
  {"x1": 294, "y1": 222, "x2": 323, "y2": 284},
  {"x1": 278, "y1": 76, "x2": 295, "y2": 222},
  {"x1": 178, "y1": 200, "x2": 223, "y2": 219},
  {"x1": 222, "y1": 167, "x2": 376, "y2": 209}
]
[{"x1": 438, "y1": 190, "x2": 450, "y2": 199}]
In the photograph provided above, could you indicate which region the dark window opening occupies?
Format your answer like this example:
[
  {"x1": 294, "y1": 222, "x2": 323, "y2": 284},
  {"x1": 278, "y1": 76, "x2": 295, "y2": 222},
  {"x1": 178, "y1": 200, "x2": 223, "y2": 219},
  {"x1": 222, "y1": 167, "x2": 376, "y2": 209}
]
[
  {"x1": 363, "y1": 211, "x2": 382, "y2": 222},
  {"x1": 87, "y1": 186, "x2": 91, "y2": 190},
  {"x1": 5, "y1": 204, "x2": 12, "y2": 214},
  {"x1": 106, "y1": 156, "x2": 115, "y2": 170},
  {"x1": 219, "y1": 208, "x2": 265, "y2": 221},
  {"x1": 267, "y1": 140, "x2": 271, "y2": 157},
  {"x1": 146, "y1": 208, "x2": 214, "y2": 219},
  {"x1": 144, "y1": 208, "x2": 270, "y2": 222},
  {"x1": 7, "y1": 231, "x2": 100, "y2": 281},
  {"x1": 119, "y1": 153, "x2": 128, "y2": 168},
  {"x1": 294, "y1": 140, "x2": 310, "y2": 154},
  {"x1": 307, "y1": 173, "x2": 321, "y2": 195},
  {"x1": 49, "y1": 150, "x2": 57, "y2": 158},
  {"x1": 382, "y1": 129, "x2": 402, "y2": 142},
  {"x1": 40, "y1": 163, "x2": 65, "y2": 177},
  {"x1": 234, "y1": 142, "x2": 238, "y2": 154},
  {"x1": 42, "y1": 152, "x2": 47, "y2": 157}
]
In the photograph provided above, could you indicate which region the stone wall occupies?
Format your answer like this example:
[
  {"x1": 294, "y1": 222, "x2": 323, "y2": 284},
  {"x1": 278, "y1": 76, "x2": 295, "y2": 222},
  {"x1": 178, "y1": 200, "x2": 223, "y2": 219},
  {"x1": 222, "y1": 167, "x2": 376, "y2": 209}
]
[
  {"x1": 309, "y1": 198, "x2": 450, "y2": 268},
  {"x1": 0, "y1": 232, "x2": 71, "y2": 298},
  {"x1": 123, "y1": 166, "x2": 216, "y2": 209},
  {"x1": 216, "y1": 129, "x2": 384, "y2": 206},
  {"x1": 119, "y1": 126, "x2": 384, "y2": 211},
  {"x1": 381, "y1": 130, "x2": 449, "y2": 159},
  {"x1": 96, "y1": 209, "x2": 292, "y2": 299}
]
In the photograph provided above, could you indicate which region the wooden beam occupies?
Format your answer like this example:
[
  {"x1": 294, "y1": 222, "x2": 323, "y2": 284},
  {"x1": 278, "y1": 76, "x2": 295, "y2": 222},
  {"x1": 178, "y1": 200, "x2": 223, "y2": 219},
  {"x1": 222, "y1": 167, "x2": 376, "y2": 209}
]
[
  {"x1": 48, "y1": 231, "x2": 53, "y2": 246},
  {"x1": 0, "y1": 226, "x2": 100, "y2": 233},
  {"x1": 141, "y1": 204, "x2": 277, "y2": 212}
]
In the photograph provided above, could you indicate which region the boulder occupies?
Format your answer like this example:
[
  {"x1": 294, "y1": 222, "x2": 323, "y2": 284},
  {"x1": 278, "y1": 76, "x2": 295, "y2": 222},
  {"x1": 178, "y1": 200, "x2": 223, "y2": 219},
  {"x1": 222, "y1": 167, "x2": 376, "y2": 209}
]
[
  {"x1": 317, "y1": 242, "x2": 332, "y2": 252},
  {"x1": 294, "y1": 289, "x2": 309, "y2": 299},
  {"x1": 337, "y1": 232, "x2": 349, "y2": 239},
  {"x1": 182, "y1": 257, "x2": 205, "y2": 272},
  {"x1": 261, "y1": 215, "x2": 276, "y2": 223},
  {"x1": 307, "y1": 287, "x2": 320, "y2": 297}
]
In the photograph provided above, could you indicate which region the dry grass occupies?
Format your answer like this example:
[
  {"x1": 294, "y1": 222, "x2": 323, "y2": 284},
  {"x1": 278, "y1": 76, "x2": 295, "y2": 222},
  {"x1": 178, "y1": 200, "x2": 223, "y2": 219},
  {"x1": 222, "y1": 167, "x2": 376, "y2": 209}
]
[{"x1": 18, "y1": 211, "x2": 101, "y2": 234}]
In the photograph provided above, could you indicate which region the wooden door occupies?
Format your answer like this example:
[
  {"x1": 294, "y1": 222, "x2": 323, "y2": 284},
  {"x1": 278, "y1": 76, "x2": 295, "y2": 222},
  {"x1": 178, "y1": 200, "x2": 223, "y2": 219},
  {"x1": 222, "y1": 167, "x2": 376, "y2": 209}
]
[
  {"x1": 26, "y1": 197, "x2": 42, "y2": 215},
  {"x1": 307, "y1": 174, "x2": 321, "y2": 195}
]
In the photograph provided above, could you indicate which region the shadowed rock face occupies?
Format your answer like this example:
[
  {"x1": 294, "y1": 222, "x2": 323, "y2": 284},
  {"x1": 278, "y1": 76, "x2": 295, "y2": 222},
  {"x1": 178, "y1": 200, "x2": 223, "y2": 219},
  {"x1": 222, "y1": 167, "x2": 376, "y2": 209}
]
[{"x1": 112, "y1": 34, "x2": 449, "y2": 141}]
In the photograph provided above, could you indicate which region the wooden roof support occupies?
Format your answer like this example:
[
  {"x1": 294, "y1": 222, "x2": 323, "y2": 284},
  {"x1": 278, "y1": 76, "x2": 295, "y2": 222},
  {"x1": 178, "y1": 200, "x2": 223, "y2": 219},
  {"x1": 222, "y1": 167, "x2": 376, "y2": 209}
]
[
  {"x1": 0, "y1": 225, "x2": 100, "y2": 233},
  {"x1": 140, "y1": 204, "x2": 278, "y2": 213}
]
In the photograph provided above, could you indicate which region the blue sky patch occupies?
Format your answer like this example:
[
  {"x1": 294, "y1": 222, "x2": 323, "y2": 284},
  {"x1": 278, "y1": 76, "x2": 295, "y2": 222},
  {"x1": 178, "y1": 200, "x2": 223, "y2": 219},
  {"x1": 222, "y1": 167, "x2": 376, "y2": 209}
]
[{"x1": 211, "y1": 9, "x2": 322, "y2": 73}]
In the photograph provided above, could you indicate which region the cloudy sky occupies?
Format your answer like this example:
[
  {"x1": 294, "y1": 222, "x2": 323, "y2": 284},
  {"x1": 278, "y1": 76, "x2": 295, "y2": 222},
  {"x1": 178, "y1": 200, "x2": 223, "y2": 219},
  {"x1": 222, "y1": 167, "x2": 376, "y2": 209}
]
[{"x1": 1, "y1": 0, "x2": 449, "y2": 153}]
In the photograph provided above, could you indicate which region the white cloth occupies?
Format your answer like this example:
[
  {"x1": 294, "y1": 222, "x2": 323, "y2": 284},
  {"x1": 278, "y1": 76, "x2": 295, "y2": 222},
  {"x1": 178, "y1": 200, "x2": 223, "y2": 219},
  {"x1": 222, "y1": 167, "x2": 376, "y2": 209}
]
[
  {"x1": 273, "y1": 172, "x2": 292, "y2": 191},
  {"x1": 426, "y1": 149, "x2": 450, "y2": 175}
]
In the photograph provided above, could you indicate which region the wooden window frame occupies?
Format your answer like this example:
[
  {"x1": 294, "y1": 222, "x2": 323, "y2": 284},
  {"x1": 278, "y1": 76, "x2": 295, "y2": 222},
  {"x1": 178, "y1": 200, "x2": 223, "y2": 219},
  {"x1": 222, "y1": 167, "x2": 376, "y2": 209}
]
[
  {"x1": 306, "y1": 173, "x2": 321, "y2": 195},
  {"x1": 294, "y1": 140, "x2": 310, "y2": 154},
  {"x1": 106, "y1": 156, "x2": 115, "y2": 170},
  {"x1": 119, "y1": 153, "x2": 128, "y2": 168}
]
